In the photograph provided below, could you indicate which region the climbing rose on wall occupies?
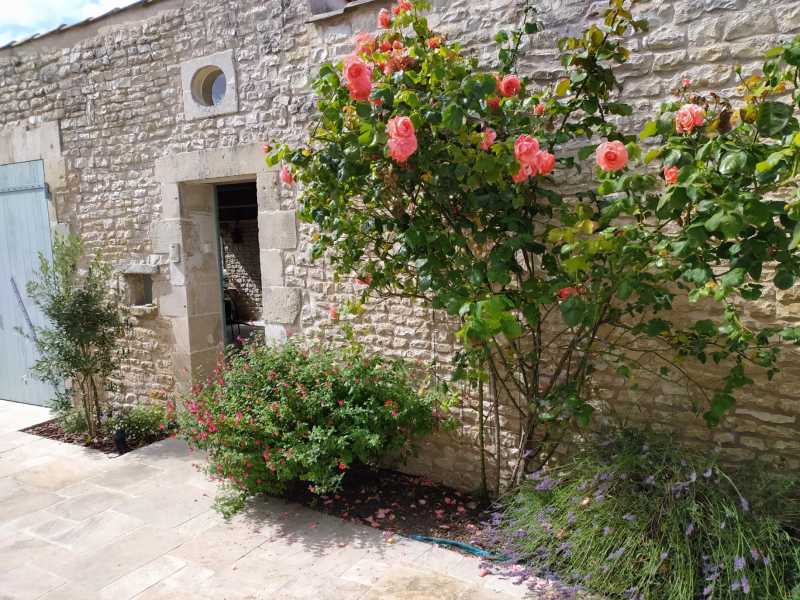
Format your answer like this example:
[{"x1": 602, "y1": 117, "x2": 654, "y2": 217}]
[{"x1": 268, "y1": 0, "x2": 800, "y2": 494}]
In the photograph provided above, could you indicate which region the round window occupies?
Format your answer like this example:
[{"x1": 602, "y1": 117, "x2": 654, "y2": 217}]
[{"x1": 191, "y1": 66, "x2": 227, "y2": 107}]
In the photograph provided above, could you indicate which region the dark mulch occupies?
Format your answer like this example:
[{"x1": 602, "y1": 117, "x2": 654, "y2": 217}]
[
  {"x1": 21, "y1": 418, "x2": 168, "y2": 455},
  {"x1": 285, "y1": 463, "x2": 491, "y2": 545}
]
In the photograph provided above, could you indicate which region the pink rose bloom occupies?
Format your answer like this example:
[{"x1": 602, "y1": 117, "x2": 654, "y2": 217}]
[
  {"x1": 388, "y1": 135, "x2": 418, "y2": 163},
  {"x1": 497, "y1": 74, "x2": 521, "y2": 98},
  {"x1": 663, "y1": 165, "x2": 679, "y2": 186},
  {"x1": 378, "y1": 8, "x2": 392, "y2": 28},
  {"x1": 343, "y1": 56, "x2": 372, "y2": 101},
  {"x1": 595, "y1": 141, "x2": 628, "y2": 172},
  {"x1": 353, "y1": 32, "x2": 376, "y2": 55},
  {"x1": 512, "y1": 164, "x2": 533, "y2": 183},
  {"x1": 514, "y1": 134, "x2": 540, "y2": 167},
  {"x1": 675, "y1": 104, "x2": 705, "y2": 133},
  {"x1": 280, "y1": 165, "x2": 294, "y2": 185},
  {"x1": 535, "y1": 151, "x2": 556, "y2": 175},
  {"x1": 387, "y1": 116, "x2": 415, "y2": 140},
  {"x1": 487, "y1": 96, "x2": 500, "y2": 111},
  {"x1": 479, "y1": 128, "x2": 497, "y2": 151},
  {"x1": 534, "y1": 103, "x2": 545, "y2": 115}
]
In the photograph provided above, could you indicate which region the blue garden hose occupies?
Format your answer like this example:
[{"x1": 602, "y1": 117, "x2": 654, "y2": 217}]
[{"x1": 408, "y1": 534, "x2": 508, "y2": 561}]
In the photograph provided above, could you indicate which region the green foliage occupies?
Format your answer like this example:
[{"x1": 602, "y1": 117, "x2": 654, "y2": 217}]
[
  {"x1": 178, "y1": 340, "x2": 434, "y2": 510},
  {"x1": 495, "y1": 430, "x2": 800, "y2": 599},
  {"x1": 271, "y1": 0, "x2": 800, "y2": 491},
  {"x1": 105, "y1": 404, "x2": 172, "y2": 446},
  {"x1": 25, "y1": 235, "x2": 123, "y2": 438}
]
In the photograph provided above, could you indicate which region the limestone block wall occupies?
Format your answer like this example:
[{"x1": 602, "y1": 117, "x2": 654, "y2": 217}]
[
  {"x1": 0, "y1": 0, "x2": 798, "y2": 490},
  {"x1": 221, "y1": 219, "x2": 263, "y2": 322}
]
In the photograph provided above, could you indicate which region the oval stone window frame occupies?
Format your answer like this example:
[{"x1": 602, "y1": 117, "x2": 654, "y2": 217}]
[{"x1": 180, "y1": 50, "x2": 238, "y2": 121}]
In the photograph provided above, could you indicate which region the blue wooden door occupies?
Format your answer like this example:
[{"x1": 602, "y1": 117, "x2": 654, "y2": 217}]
[{"x1": 0, "y1": 160, "x2": 55, "y2": 406}]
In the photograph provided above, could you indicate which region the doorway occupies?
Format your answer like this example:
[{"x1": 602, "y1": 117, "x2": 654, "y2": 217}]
[{"x1": 216, "y1": 182, "x2": 263, "y2": 346}]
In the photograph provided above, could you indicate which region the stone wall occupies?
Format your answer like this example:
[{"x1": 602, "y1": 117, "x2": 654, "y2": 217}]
[
  {"x1": 221, "y1": 219, "x2": 262, "y2": 322},
  {"x1": 1, "y1": 0, "x2": 799, "y2": 491}
]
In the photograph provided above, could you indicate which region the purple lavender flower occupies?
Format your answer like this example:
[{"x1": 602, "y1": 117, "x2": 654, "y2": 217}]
[
  {"x1": 739, "y1": 495, "x2": 750, "y2": 512},
  {"x1": 741, "y1": 576, "x2": 750, "y2": 594},
  {"x1": 608, "y1": 547, "x2": 625, "y2": 561},
  {"x1": 622, "y1": 513, "x2": 637, "y2": 522},
  {"x1": 719, "y1": 521, "x2": 726, "y2": 530},
  {"x1": 730, "y1": 580, "x2": 741, "y2": 592},
  {"x1": 566, "y1": 512, "x2": 576, "y2": 525},
  {"x1": 535, "y1": 476, "x2": 559, "y2": 492},
  {"x1": 763, "y1": 555, "x2": 771, "y2": 566},
  {"x1": 702, "y1": 585, "x2": 713, "y2": 596},
  {"x1": 750, "y1": 548, "x2": 760, "y2": 561},
  {"x1": 734, "y1": 556, "x2": 745, "y2": 571},
  {"x1": 644, "y1": 475, "x2": 656, "y2": 485},
  {"x1": 603, "y1": 526, "x2": 613, "y2": 536},
  {"x1": 685, "y1": 522, "x2": 695, "y2": 536},
  {"x1": 703, "y1": 467, "x2": 713, "y2": 478},
  {"x1": 660, "y1": 551, "x2": 669, "y2": 560}
]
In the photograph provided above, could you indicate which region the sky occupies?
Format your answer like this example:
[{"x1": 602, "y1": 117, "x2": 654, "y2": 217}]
[{"x1": 0, "y1": 0, "x2": 140, "y2": 46}]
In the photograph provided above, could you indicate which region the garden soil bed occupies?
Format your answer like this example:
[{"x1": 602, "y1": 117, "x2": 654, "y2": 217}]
[
  {"x1": 285, "y1": 464, "x2": 492, "y2": 546},
  {"x1": 21, "y1": 418, "x2": 168, "y2": 455}
]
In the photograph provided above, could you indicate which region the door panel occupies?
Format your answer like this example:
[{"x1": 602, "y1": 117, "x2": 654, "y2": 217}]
[{"x1": 0, "y1": 160, "x2": 55, "y2": 406}]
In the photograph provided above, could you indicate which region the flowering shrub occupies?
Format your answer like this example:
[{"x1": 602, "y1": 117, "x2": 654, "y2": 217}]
[
  {"x1": 178, "y1": 340, "x2": 433, "y2": 508},
  {"x1": 489, "y1": 430, "x2": 800, "y2": 599},
  {"x1": 268, "y1": 0, "x2": 800, "y2": 492}
]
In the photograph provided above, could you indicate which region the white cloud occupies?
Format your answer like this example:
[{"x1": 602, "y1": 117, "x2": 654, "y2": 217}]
[{"x1": 0, "y1": 0, "x2": 139, "y2": 46}]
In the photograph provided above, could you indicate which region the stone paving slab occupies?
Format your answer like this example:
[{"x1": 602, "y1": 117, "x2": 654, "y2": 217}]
[{"x1": 0, "y1": 400, "x2": 532, "y2": 600}]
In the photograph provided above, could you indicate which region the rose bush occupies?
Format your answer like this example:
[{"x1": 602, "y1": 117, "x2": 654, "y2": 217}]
[{"x1": 268, "y1": 0, "x2": 800, "y2": 493}]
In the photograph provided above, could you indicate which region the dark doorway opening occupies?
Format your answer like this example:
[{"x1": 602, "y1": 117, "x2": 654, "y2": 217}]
[{"x1": 216, "y1": 182, "x2": 263, "y2": 345}]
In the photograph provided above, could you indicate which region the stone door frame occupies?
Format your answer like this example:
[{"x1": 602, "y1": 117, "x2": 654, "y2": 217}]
[{"x1": 153, "y1": 144, "x2": 300, "y2": 387}]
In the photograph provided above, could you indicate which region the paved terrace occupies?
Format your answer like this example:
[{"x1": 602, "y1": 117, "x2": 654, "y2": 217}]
[{"x1": 0, "y1": 400, "x2": 530, "y2": 600}]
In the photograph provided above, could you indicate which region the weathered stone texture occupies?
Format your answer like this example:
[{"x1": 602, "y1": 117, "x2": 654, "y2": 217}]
[{"x1": 2, "y1": 0, "x2": 800, "y2": 490}]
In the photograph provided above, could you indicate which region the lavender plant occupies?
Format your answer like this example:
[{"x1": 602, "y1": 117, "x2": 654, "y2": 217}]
[{"x1": 487, "y1": 431, "x2": 800, "y2": 599}]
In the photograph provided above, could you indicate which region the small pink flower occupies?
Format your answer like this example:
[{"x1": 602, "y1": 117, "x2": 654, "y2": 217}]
[
  {"x1": 479, "y1": 128, "x2": 496, "y2": 151},
  {"x1": 497, "y1": 74, "x2": 521, "y2": 98},
  {"x1": 675, "y1": 103, "x2": 705, "y2": 133},
  {"x1": 329, "y1": 305, "x2": 339, "y2": 321},
  {"x1": 280, "y1": 165, "x2": 294, "y2": 185},
  {"x1": 378, "y1": 8, "x2": 392, "y2": 28},
  {"x1": 663, "y1": 165, "x2": 679, "y2": 185},
  {"x1": 595, "y1": 141, "x2": 628, "y2": 172},
  {"x1": 339, "y1": 462, "x2": 347, "y2": 471},
  {"x1": 534, "y1": 103, "x2": 545, "y2": 115},
  {"x1": 487, "y1": 96, "x2": 500, "y2": 111},
  {"x1": 392, "y1": 0, "x2": 412, "y2": 15},
  {"x1": 426, "y1": 37, "x2": 441, "y2": 49},
  {"x1": 353, "y1": 32, "x2": 376, "y2": 55},
  {"x1": 535, "y1": 151, "x2": 556, "y2": 175},
  {"x1": 514, "y1": 134, "x2": 540, "y2": 167},
  {"x1": 681, "y1": 78, "x2": 691, "y2": 88}
]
